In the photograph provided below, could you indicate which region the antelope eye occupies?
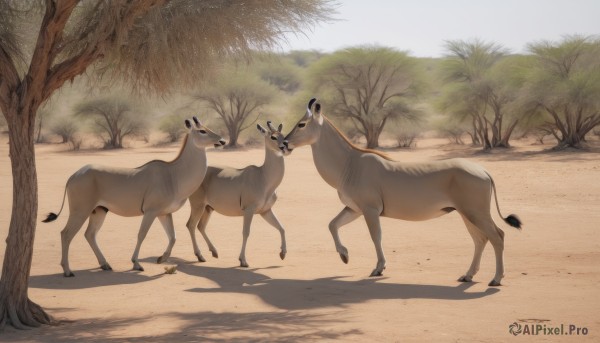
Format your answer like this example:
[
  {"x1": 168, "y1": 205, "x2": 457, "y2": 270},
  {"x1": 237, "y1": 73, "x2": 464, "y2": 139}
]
[
  {"x1": 298, "y1": 123, "x2": 306, "y2": 128},
  {"x1": 270, "y1": 136, "x2": 277, "y2": 140},
  {"x1": 199, "y1": 130, "x2": 207, "y2": 134}
]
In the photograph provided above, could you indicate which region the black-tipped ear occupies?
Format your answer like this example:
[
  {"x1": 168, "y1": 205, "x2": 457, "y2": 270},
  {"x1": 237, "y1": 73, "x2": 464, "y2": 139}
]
[
  {"x1": 185, "y1": 119, "x2": 192, "y2": 129},
  {"x1": 192, "y1": 116, "x2": 201, "y2": 128},
  {"x1": 315, "y1": 103, "x2": 321, "y2": 114},
  {"x1": 257, "y1": 124, "x2": 267, "y2": 134},
  {"x1": 308, "y1": 98, "x2": 317, "y2": 110},
  {"x1": 278, "y1": 123, "x2": 283, "y2": 132}
]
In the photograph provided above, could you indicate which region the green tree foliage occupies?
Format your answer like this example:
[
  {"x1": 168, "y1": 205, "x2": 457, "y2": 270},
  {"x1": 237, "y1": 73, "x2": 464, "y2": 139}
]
[
  {"x1": 520, "y1": 35, "x2": 600, "y2": 149},
  {"x1": 439, "y1": 39, "x2": 521, "y2": 149},
  {"x1": 159, "y1": 112, "x2": 188, "y2": 143},
  {"x1": 309, "y1": 46, "x2": 425, "y2": 148},
  {"x1": 254, "y1": 54, "x2": 303, "y2": 93},
  {"x1": 287, "y1": 49, "x2": 323, "y2": 67}
]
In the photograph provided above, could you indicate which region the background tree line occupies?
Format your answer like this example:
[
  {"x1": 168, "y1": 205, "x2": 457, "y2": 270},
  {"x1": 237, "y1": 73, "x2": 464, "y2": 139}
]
[{"x1": 14, "y1": 35, "x2": 599, "y2": 152}]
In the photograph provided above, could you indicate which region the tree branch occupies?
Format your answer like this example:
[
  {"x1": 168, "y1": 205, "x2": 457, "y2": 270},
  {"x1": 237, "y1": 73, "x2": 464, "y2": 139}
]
[
  {"x1": 23, "y1": 0, "x2": 79, "y2": 114},
  {"x1": 43, "y1": 0, "x2": 169, "y2": 103}
]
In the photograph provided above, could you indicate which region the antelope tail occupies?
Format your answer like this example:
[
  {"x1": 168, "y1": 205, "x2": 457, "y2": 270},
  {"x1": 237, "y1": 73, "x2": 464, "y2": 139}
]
[
  {"x1": 486, "y1": 172, "x2": 522, "y2": 230},
  {"x1": 42, "y1": 182, "x2": 68, "y2": 223}
]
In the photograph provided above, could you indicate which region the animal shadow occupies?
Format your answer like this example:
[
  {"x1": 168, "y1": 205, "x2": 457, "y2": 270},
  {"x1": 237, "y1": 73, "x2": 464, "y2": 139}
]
[
  {"x1": 29, "y1": 268, "x2": 163, "y2": 290},
  {"x1": 176, "y1": 261, "x2": 500, "y2": 311}
]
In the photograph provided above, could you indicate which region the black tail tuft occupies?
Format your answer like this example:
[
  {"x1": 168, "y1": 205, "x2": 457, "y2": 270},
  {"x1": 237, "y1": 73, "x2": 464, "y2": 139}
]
[
  {"x1": 504, "y1": 214, "x2": 522, "y2": 230},
  {"x1": 42, "y1": 213, "x2": 58, "y2": 223}
]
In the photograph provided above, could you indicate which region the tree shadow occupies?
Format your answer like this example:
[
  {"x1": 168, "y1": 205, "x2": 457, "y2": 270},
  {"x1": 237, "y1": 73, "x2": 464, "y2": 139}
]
[
  {"x1": 432, "y1": 143, "x2": 600, "y2": 162},
  {"x1": 174, "y1": 260, "x2": 500, "y2": 311},
  {"x1": 28, "y1": 268, "x2": 164, "y2": 290},
  {"x1": 1, "y1": 310, "x2": 360, "y2": 342}
]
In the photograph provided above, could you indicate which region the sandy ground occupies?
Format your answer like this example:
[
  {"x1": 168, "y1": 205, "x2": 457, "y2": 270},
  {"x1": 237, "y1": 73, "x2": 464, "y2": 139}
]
[{"x1": 0, "y1": 134, "x2": 599, "y2": 342}]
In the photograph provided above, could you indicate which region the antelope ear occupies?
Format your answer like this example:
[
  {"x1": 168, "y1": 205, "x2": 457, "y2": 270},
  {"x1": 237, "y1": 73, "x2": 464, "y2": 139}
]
[
  {"x1": 278, "y1": 123, "x2": 283, "y2": 132},
  {"x1": 257, "y1": 124, "x2": 267, "y2": 134},
  {"x1": 267, "y1": 121, "x2": 276, "y2": 132},
  {"x1": 308, "y1": 98, "x2": 317, "y2": 111},
  {"x1": 306, "y1": 98, "x2": 317, "y2": 119},
  {"x1": 184, "y1": 119, "x2": 192, "y2": 129},
  {"x1": 315, "y1": 103, "x2": 321, "y2": 115}
]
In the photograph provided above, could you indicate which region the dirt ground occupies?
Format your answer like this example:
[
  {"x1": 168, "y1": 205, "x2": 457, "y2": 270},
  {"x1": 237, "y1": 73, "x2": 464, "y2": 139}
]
[{"x1": 1, "y1": 134, "x2": 599, "y2": 342}]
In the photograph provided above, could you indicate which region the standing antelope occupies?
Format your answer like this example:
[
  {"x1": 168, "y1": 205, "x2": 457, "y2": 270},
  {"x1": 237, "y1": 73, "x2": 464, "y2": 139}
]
[
  {"x1": 182, "y1": 121, "x2": 288, "y2": 267},
  {"x1": 283, "y1": 99, "x2": 521, "y2": 286},
  {"x1": 43, "y1": 118, "x2": 225, "y2": 277}
]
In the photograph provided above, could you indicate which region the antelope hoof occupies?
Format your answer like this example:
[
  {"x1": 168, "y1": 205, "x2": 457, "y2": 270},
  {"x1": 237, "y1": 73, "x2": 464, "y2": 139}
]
[
  {"x1": 370, "y1": 265, "x2": 385, "y2": 277},
  {"x1": 488, "y1": 280, "x2": 502, "y2": 287},
  {"x1": 239, "y1": 259, "x2": 249, "y2": 268},
  {"x1": 339, "y1": 253, "x2": 349, "y2": 264},
  {"x1": 458, "y1": 275, "x2": 473, "y2": 282},
  {"x1": 211, "y1": 250, "x2": 219, "y2": 258},
  {"x1": 100, "y1": 263, "x2": 112, "y2": 271},
  {"x1": 369, "y1": 270, "x2": 383, "y2": 277},
  {"x1": 196, "y1": 254, "x2": 206, "y2": 263},
  {"x1": 157, "y1": 256, "x2": 166, "y2": 264},
  {"x1": 280, "y1": 251, "x2": 286, "y2": 260},
  {"x1": 64, "y1": 271, "x2": 74, "y2": 277},
  {"x1": 133, "y1": 263, "x2": 144, "y2": 272}
]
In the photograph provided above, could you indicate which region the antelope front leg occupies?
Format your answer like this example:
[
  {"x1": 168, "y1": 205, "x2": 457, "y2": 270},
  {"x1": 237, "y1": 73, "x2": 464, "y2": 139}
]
[
  {"x1": 260, "y1": 209, "x2": 287, "y2": 260},
  {"x1": 197, "y1": 207, "x2": 218, "y2": 259},
  {"x1": 363, "y1": 208, "x2": 386, "y2": 277},
  {"x1": 186, "y1": 205, "x2": 207, "y2": 262},
  {"x1": 131, "y1": 213, "x2": 157, "y2": 271},
  {"x1": 328, "y1": 207, "x2": 360, "y2": 264},
  {"x1": 239, "y1": 208, "x2": 255, "y2": 268},
  {"x1": 157, "y1": 214, "x2": 176, "y2": 264}
]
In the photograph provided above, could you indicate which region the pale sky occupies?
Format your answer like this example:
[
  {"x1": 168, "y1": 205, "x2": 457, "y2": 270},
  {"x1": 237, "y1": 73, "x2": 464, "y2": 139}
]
[{"x1": 282, "y1": 0, "x2": 600, "y2": 57}]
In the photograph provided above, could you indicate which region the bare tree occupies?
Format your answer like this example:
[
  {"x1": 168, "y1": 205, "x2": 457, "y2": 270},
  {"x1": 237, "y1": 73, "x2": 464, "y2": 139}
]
[
  {"x1": 49, "y1": 115, "x2": 80, "y2": 148},
  {"x1": 194, "y1": 66, "x2": 277, "y2": 148},
  {"x1": 0, "y1": 0, "x2": 332, "y2": 329},
  {"x1": 74, "y1": 97, "x2": 149, "y2": 149},
  {"x1": 309, "y1": 46, "x2": 424, "y2": 148}
]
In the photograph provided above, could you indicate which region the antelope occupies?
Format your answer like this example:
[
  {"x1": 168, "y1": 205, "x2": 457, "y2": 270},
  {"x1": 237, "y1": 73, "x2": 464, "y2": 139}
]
[
  {"x1": 43, "y1": 118, "x2": 225, "y2": 277},
  {"x1": 283, "y1": 99, "x2": 521, "y2": 286},
  {"x1": 182, "y1": 121, "x2": 287, "y2": 267}
]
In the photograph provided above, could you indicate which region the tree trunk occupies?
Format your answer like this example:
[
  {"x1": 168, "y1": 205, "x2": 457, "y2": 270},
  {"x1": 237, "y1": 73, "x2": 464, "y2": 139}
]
[
  {"x1": 496, "y1": 119, "x2": 519, "y2": 148},
  {"x1": 470, "y1": 117, "x2": 481, "y2": 146},
  {"x1": 556, "y1": 132, "x2": 585, "y2": 149},
  {"x1": 549, "y1": 113, "x2": 594, "y2": 150},
  {"x1": 0, "y1": 109, "x2": 53, "y2": 329},
  {"x1": 226, "y1": 125, "x2": 240, "y2": 148},
  {"x1": 366, "y1": 130, "x2": 380, "y2": 149},
  {"x1": 365, "y1": 125, "x2": 381, "y2": 149}
]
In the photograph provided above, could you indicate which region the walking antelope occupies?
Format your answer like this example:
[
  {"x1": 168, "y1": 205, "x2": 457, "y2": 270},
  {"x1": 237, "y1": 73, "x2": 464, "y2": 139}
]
[
  {"x1": 183, "y1": 122, "x2": 288, "y2": 267},
  {"x1": 283, "y1": 99, "x2": 521, "y2": 286},
  {"x1": 43, "y1": 118, "x2": 225, "y2": 276}
]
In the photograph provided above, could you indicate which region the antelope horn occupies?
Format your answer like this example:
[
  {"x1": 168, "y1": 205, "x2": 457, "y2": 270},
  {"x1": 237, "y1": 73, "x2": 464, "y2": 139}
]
[{"x1": 192, "y1": 116, "x2": 201, "y2": 128}]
